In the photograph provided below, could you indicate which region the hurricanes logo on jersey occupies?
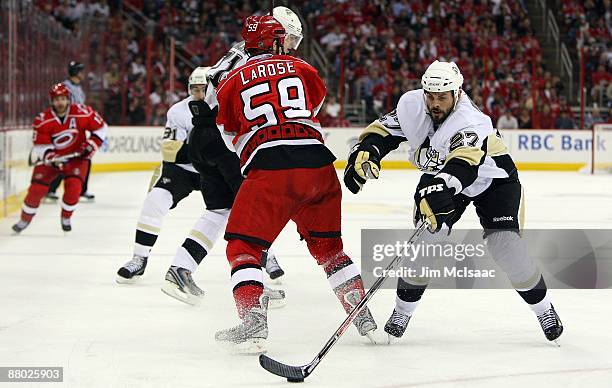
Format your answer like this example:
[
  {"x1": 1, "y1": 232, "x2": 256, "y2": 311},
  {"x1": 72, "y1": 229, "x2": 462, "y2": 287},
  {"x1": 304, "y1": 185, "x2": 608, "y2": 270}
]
[{"x1": 52, "y1": 129, "x2": 79, "y2": 150}]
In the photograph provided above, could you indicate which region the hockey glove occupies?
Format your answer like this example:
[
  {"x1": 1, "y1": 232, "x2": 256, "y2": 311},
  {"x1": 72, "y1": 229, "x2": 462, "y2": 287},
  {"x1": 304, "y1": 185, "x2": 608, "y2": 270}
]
[
  {"x1": 188, "y1": 100, "x2": 218, "y2": 128},
  {"x1": 415, "y1": 177, "x2": 456, "y2": 232},
  {"x1": 79, "y1": 139, "x2": 99, "y2": 159},
  {"x1": 343, "y1": 142, "x2": 381, "y2": 194}
]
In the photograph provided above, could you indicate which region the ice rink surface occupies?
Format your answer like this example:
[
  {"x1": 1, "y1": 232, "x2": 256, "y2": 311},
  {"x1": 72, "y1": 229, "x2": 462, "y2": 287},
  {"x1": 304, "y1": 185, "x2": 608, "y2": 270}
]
[{"x1": 1, "y1": 169, "x2": 611, "y2": 388}]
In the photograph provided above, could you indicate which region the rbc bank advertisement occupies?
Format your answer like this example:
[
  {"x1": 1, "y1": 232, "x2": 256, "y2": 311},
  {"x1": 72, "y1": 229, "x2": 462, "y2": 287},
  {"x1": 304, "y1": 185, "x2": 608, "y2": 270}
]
[{"x1": 361, "y1": 229, "x2": 612, "y2": 289}]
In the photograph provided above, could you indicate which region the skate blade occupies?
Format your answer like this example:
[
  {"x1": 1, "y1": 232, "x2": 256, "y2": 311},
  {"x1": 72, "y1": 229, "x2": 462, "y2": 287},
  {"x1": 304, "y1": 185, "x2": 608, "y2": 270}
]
[
  {"x1": 221, "y1": 338, "x2": 267, "y2": 355},
  {"x1": 267, "y1": 277, "x2": 283, "y2": 285},
  {"x1": 161, "y1": 281, "x2": 203, "y2": 306},
  {"x1": 115, "y1": 275, "x2": 142, "y2": 285},
  {"x1": 365, "y1": 331, "x2": 377, "y2": 345},
  {"x1": 386, "y1": 333, "x2": 396, "y2": 345},
  {"x1": 268, "y1": 297, "x2": 286, "y2": 309}
]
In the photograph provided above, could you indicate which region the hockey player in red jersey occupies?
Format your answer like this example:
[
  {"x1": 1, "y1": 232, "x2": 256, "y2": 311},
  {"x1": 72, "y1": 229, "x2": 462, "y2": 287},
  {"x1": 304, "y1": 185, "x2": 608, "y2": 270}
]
[
  {"x1": 12, "y1": 83, "x2": 107, "y2": 233},
  {"x1": 209, "y1": 15, "x2": 377, "y2": 354}
]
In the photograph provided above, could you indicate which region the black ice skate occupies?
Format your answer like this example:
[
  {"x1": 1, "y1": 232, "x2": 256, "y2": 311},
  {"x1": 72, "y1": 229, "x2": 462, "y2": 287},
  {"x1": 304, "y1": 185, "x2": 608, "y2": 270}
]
[
  {"x1": 43, "y1": 192, "x2": 59, "y2": 203},
  {"x1": 263, "y1": 251, "x2": 284, "y2": 281},
  {"x1": 61, "y1": 217, "x2": 72, "y2": 232},
  {"x1": 80, "y1": 191, "x2": 95, "y2": 202},
  {"x1": 384, "y1": 308, "x2": 412, "y2": 343},
  {"x1": 161, "y1": 265, "x2": 204, "y2": 306},
  {"x1": 116, "y1": 255, "x2": 148, "y2": 284},
  {"x1": 215, "y1": 295, "x2": 269, "y2": 355},
  {"x1": 537, "y1": 304, "x2": 563, "y2": 343},
  {"x1": 11, "y1": 220, "x2": 30, "y2": 234}
]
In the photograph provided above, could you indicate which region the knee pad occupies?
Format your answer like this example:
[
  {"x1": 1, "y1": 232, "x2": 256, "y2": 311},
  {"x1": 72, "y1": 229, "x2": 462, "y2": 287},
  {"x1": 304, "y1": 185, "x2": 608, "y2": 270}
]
[
  {"x1": 486, "y1": 230, "x2": 541, "y2": 289},
  {"x1": 305, "y1": 237, "x2": 344, "y2": 266},
  {"x1": 138, "y1": 188, "x2": 174, "y2": 231},
  {"x1": 226, "y1": 239, "x2": 265, "y2": 268},
  {"x1": 24, "y1": 182, "x2": 49, "y2": 210}
]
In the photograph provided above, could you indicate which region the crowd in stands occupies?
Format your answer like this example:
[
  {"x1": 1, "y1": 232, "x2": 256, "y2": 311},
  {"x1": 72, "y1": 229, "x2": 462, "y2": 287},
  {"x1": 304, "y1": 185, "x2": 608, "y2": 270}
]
[
  {"x1": 35, "y1": 0, "x2": 608, "y2": 129},
  {"x1": 558, "y1": 0, "x2": 610, "y2": 123}
]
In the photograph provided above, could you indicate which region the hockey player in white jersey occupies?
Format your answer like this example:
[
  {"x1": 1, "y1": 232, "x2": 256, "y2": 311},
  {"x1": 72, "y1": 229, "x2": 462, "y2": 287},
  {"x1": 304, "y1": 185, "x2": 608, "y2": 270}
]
[
  {"x1": 116, "y1": 67, "x2": 214, "y2": 293},
  {"x1": 344, "y1": 60, "x2": 563, "y2": 343}
]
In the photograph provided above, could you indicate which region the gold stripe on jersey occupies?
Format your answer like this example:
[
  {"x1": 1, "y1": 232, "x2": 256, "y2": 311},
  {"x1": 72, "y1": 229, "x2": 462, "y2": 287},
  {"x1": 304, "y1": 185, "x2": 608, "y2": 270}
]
[
  {"x1": 445, "y1": 145, "x2": 485, "y2": 166},
  {"x1": 358, "y1": 120, "x2": 392, "y2": 141},
  {"x1": 486, "y1": 133, "x2": 509, "y2": 156},
  {"x1": 148, "y1": 164, "x2": 162, "y2": 191},
  {"x1": 161, "y1": 140, "x2": 184, "y2": 163}
]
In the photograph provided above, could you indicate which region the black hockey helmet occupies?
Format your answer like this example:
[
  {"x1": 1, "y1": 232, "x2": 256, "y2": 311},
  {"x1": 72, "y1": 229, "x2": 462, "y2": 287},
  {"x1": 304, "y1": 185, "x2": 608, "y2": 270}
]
[{"x1": 68, "y1": 61, "x2": 85, "y2": 76}]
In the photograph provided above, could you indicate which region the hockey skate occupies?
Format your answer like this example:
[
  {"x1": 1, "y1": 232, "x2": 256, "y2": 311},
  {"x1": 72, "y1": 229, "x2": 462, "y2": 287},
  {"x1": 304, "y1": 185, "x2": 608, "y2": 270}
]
[
  {"x1": 384, "y1": 308, "x2": 412, "y2": 344},
  {"x1": 345, "y1": 290, "x2": 377, "y2": 344},
  {"x1": 263, "y1": 251, "x2": 284, "y2": 282},
  {"x1": 215, "y1": 295, "x2": 269, "y2": 355},
  {"x1": 161, "y1": 265, "x2": 204, "y2": 306},
  {"x1": 80, "y1": 191, "x2": 95, "y2": 202},
  {"x1": 43, "y1": 192, "x2": 59, "y2": 203},
  {"x1": 116, "y1": 255, "x2": 148, "y2": 284},
  {"x1": 11, "y1": 220, "x2": 30, "y2": 235},
  {"x1": 537, "y1": 304, "x2": 563, "y2": 344},
  {"x1": 263, "y1": 286, "x2": 286, "y2": 309},
  {"x1": 61, "y1": 217, "x2": 71, "y2": 232}
]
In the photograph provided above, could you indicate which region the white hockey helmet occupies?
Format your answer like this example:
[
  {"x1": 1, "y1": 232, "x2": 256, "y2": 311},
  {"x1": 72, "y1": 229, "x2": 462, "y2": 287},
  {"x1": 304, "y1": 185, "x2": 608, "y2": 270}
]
[
  {"x1": 273, "y1": 6, "x2": 303, "y2": 50},
  {"x1": 421, "y1": 60, "x2": 464, "y2": 108},
  {"x1": 188, "y1": 66, "x2": 210, "y2": 89}
]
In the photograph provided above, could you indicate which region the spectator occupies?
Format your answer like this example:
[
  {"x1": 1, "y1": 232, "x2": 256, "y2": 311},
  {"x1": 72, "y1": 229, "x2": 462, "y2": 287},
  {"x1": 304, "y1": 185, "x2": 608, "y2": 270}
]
[
  {"x1": 496, "y1": 109, "x2": 519, "y2": 129},
  {"x1": 325, "y1": 95, "x2": 341, "y2": 118},
  {"x1": 320, "y1": 25, "x2": 346, "y2": 54},
  {"x1": 518, "y1": 108, "x2": 532, "y2": 129},
  {"x1": 584, "y1": 106, "x2": 606, "y2": 129},
  {"x1": 554, "y1": 110, "x2": 577, "y2": 129},
  {"x1": 128, "y1": 97, "x2": 146, "y2": 125}
]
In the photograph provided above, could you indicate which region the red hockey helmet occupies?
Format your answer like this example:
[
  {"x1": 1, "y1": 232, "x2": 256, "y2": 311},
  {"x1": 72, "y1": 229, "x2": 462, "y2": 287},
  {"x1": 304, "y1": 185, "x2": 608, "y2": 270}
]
[
  {"x1": 49, "y1": 83, "x2": 70, "y2": 100},
  {"x1": 242, "y1": 15, "x2": 286, "y2": 52}
]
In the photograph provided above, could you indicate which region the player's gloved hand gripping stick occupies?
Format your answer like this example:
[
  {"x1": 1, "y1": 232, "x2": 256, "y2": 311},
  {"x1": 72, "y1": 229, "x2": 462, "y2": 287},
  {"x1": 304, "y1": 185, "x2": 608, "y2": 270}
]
[
  {"x1": 259, "y1": 222, "x2": 428, "y2": 382},
  {"x1": 414, "y1": 177, "x2": 457, "y2": 232}
]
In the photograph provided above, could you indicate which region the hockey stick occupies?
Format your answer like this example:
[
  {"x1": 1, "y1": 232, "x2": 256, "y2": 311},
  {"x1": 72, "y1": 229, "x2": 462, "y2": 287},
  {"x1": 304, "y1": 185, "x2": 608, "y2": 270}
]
[
  {"x1": 37, "y1": 152, "x2": 82, "y2": 167},
  {"x1": 259, "y1": 222, "x2": 428, "y2": 382}
]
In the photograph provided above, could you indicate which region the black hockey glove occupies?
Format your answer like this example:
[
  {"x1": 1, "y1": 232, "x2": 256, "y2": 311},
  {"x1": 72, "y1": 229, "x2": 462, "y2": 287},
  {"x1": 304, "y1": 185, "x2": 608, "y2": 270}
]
[
  {"x1": 415, "y1": 177, "x2": 457, "y2": 232},
  {"x1": 188, "y1": 100, "x2": 218, "y2": 128},
  {"x1": 343, "y1": 141, "x2": 381, "y2": 194}
]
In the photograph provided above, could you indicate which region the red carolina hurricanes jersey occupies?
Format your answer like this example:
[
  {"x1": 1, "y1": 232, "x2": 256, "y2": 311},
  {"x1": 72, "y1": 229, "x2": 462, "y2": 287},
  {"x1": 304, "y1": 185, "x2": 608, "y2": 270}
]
[
  {"x1": 215, "y1": 54, "x2": 334, "y2": 173},
  {"x1": 32, "y1": 104, "x2": 107, "y2": 156}
]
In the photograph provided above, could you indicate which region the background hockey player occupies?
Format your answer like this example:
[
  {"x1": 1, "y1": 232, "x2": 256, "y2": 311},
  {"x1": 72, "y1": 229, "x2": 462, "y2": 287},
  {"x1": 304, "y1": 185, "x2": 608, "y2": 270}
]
[
  {"x1": 344, "y1": 60, "x2": 564, "y2": 344},
  {"x1": 205, "y1": 14, "x2": 376, "y2": 354},
  {"x1": 12, "y1": 83, "x2": 107, "y2": 234},
  {"x1": 116, "y1": 67, "x2": 213, "y2": 298},
  {"x1": 46, "y1": 61, "x2": 96, "y2": 202}
]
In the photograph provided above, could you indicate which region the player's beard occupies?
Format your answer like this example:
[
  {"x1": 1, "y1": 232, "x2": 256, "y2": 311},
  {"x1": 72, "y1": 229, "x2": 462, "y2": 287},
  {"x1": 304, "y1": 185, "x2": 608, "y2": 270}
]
[{"x1": 429, "y1": 107, "x2": 451, "y2": 125}]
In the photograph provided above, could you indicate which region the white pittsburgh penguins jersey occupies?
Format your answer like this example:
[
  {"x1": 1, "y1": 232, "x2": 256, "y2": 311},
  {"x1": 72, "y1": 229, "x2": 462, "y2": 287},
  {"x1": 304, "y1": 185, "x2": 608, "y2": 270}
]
[
  {"x1": 164, "y1": 95, "x2": 197, "y2": 173},
  {"x1": 376, "y1": 89, "x2": 513, "y2": 197}
]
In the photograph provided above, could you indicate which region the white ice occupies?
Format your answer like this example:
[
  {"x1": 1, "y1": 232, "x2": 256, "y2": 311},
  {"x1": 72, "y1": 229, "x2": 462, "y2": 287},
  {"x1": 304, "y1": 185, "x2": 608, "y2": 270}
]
[{"x1": 1, "y1": 170, "x2": 611, "y2": 388}]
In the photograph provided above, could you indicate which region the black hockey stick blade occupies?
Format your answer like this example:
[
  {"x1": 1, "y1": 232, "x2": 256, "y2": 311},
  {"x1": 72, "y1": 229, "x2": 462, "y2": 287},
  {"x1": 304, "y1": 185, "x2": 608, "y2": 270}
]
[{"x1": 259, "y1": 354, "x2": 307, "y2": 381}]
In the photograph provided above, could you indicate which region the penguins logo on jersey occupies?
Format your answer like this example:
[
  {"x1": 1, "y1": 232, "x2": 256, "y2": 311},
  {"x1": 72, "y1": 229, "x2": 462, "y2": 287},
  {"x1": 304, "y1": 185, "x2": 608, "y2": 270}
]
[{"x1": 414, "y1": 139, "x2": 444, "y2": 172}]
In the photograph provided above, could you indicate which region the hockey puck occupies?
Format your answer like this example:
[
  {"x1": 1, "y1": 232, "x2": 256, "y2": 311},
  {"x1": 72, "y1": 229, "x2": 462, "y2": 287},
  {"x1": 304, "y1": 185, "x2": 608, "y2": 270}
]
[{"x1": 287, "y1": 377, "x2": 304, "y2": 383}]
